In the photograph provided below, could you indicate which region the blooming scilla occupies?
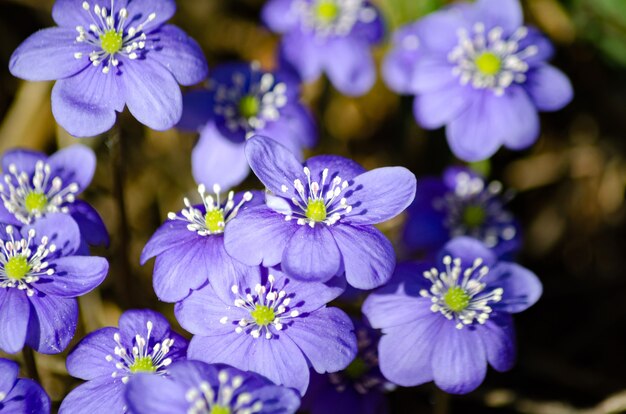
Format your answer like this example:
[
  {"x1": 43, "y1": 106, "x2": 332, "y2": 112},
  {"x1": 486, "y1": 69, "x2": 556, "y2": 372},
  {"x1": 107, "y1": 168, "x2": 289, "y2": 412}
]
[{"x1": 9, "y1": 0, "x2": 208, "y2": 137}]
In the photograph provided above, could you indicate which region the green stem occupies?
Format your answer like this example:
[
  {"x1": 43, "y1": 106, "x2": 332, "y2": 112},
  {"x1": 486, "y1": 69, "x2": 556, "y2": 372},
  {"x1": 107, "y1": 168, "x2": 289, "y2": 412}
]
[
  {"x1": 21, "y1": 346, "x2": 40, "y2": 384},
  {"x1": 434, "y1": 387, "x2": 450, "y2": 414}
]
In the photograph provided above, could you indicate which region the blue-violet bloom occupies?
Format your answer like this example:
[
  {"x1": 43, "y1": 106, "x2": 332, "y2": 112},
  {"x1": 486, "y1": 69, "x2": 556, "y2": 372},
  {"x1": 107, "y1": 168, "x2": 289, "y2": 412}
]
[
  {"x1": 262, "y1": 0, "x2": 384, "y2": 96},
  {"x1": 362, "y1": 237, "x2": 542, "y2": 394},
  {"x1": 382, "y1": 0, "x2": 573, "y2": 161},
  {"x1": 175, "y1": 265, "x2": 357, "y2": 395},
  {"x1": 141, "y1": 185, "x2": 260, "y2": 303},
  {"x1": 403, "y1": 167, "x2": 520, "y2": 258},
  {"x1": 0, "y1": 358, "x2": 50, "y2": 413},
  {"x1": 179, "y1": 62, "x2": 317, "y2": 189},
  {"x1": 9, "y1": 0, "x2": 208, "y2": 137},
  {"x1": 0, "y1": 215, "x2": 109, "y2": 354},
  {"x1": 224, "y1": 136, "x2": 416, "y2": 289},
  {"x1": 126, "y1": 360, "x2": 301, "y2": 414},
  {"x1": 60, "y1": 309, "x2": 188, "y2": 414},
  {"x1": 0, "y1": 145, "x2": 109, "y2": 250}
]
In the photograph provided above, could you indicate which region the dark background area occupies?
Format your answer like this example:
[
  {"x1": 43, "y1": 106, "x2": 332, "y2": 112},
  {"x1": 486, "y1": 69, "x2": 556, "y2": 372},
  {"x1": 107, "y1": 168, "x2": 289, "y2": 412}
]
[{"x1": 1, "y1": 0, "x2": 626, "y2": 412}]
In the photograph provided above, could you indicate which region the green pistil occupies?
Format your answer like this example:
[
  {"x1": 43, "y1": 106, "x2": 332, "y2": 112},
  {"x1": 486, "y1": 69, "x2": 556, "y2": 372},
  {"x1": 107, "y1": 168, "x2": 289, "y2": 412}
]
[
  {"x1": 24, "y1": 192, "x2": 48, "y2": 213},
  {"x1": 4, "y1": 256, "x2": 31, "y2": 281},
  {"x1": 475, "y1": 52, "x2": 502, "y2": 76},
  {"x1": 315, "y1": 0, "x2": 339, "y2": 23},
  {"x1": 211, "y1": 406, "x2": 231, "y2": 414},
  {"x1": 205, "y1": 209, "x2": 226, "y2": 233},
  {"x1": 305, "y1": 199, "x2": 327, "y2": 222},
  {"x1": 129, "y1": 356, "x2": 157, "y2": 374},
  {"x1": 251, "y1": 305, "x2": 275, "y2": 326},
  {"x1": 444, "y1": 286, "x2": 471, "y2": 312},
  {"x1": 462, "y1": 205, "x2": 486, "y2": 228},
  {"x1": 100, "y1": 29, "x2": 124, "y2": 54},
  {"x1": 344, "y1": 357, "x2": 368, "y2": 380},
  {"x1": 238, "y1": 95, "x2": 260, "y2": 119}
]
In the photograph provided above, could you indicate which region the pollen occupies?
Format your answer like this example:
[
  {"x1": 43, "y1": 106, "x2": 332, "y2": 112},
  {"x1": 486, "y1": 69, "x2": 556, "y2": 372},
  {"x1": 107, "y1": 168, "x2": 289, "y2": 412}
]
[
  {"x1": 24, "y1": 192, "x2": 48, "y2": 213},
  {"x1": 443, "y1": 286, "x2": 471, "y2": 312},
  {"x1": 305, "y1": 199, "x2": 327, "y2": 222},
  {"x1": 4, "y1": 256, "x2": 31, "y2": 281},
  {"x1": 205, "y1": 209, "x2": 226, "y2": 233},
  {"x1": 475, "y1": 51, "x2": 502, "y2": 76},
  {"x1": 251, "y1": 305, "x2": 275, "y2": 326},
  {"x1": 210, "y1": 406, "x2": 231, "y2": 414},
  {"x1": 238, "y1": 95, "x2": 260, "y2": 119},
  {"x1": 462, "y1": 205, "x2": 486, "y2": 228},
  {"x1": 315, "y1": 0, "x2": 340, "y2": 23},
  {"x1": 100, "y1": 29, "x2": 124, "y2": 54},
  {"x1": 129, "y1": 356, "x2": 157, "y2": 374}
]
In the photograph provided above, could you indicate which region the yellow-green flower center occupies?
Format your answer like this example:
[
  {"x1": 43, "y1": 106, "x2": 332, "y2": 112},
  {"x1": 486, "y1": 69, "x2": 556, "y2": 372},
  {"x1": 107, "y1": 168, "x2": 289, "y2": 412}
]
[
  {"x1": 205, "y1": 209, "x2": 226, "y2": 233},
  {"x1": 250, "y1": 305, "x2": 275, "y2": 326},
  {"x1": 129, "y1": 356, "x2": 157, "y2": 374},
  {"x1": 4, "y1": 256, "x2": 31, "y2": 281},
  {"x1": 305, "y1": 199, "x2": 327, "y2": 222},
  {"x1": 24, "y1": 192, "x2": 48, "y2": 213},
  {"x1": 315, "y1": 0, "x2": 340, "y2": 23},
  {"x1": 462, "y1": 205, "x2": 486, "y2": 228},
  {"x1": 344, "y1": 357, "x2": 368, "y2": 380},
  {"x1": 239, "y1": 95, "x2": 260, "y2": 119},
  {"x1": 443, "y1": 286, "x2": 471, "y2": 312},
  {"x1": 100, "y1": 29, "x2": 124, "y2": 54},
  {"x1": 210, "y1": 406, "x2": 231, "y2": 414},
  {"x1": 475, "y1": 52, "x2": 502, "y2": 76}
]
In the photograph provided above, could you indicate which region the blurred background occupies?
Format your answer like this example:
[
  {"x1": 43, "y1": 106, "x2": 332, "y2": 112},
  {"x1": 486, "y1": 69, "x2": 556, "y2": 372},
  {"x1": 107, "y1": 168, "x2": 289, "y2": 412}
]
[{"x1": 1, "y1": 0, "x2": 626, "y2": 412}]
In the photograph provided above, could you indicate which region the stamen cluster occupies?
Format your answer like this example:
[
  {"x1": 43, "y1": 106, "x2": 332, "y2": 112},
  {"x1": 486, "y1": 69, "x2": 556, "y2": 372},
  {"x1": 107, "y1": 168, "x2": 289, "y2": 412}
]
[
  {"x1": 185, "y1": 370, "x2": 264, "y2": 414},
  {"x1": 296, "y1": 0, "x2": 377, "y2": 37}
]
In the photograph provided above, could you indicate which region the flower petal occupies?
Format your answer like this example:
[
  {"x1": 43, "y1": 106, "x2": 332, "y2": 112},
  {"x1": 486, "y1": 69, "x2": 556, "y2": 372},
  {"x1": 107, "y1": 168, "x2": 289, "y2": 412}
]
[
  {"x1": 120, "y1": 58, "x2": 182, "y2": 131},
  {"x1": 9, "y1": 28, "x2": 90, "y2": 81},
  {"x1": 331, "y1": 224, "x2": 395, "y2": 289},
  {"x1": 26, "y1": 293, "x2": 77, "y2": 354},
  {"x1": 382, "y1": 23, "x2": 422, "y2": 94},
  {"x1": 438, "y1": 237, "x2": 498, "y2": 269},
  {"x1": 1, "y1": 149, "x2": 47, "y2": 178},
  {"x1": 285, "y1": 307, "x2": 357, "y2": 374},
  {"x1": 140, "y1": 219, "x2": 194, "y2": 263},
  {"x1": 362, "y1": 289, "x2": 433, "y2": 330},
  {"x1": 126, "y1": 0, "x2": 176, "y2": 32},
  {"x1": 125, "y1": 374, "x2": 187, "y2": 414},
  {"x1": 0, "y1": 358, "x2": 18, "y2": 395},
  {"x1": 431, "y1": 322, "x2": 487, "y2": 394},
  {"x1": 279, "y1": 30, "x2": 324, "y2": 82},
  {"x1": 257, "y1": 105, "x2": 318, "y2": 156},
  {"x1": 486, "y1": 262, "x2": 543, "y2": 313},
  {"x1": 475, "y1": 0, "x2": 523, "y2": 35},
  {"x1": 192, "y1": 122, "x2": 250, "y2": 191},
  {"x1": 149, "y1": 24, "x2": 208, "y2": 86},
  {"x1": 414, "y1": 8, "x2": 468, "y2": 54},
  {"x1": 525, "y1": 65, "x2": 573, "y2": 111},
  {"x1": 413, "y1": 84, "x2": 472, "y2": 129},
  {"x1": 481, "y1": 313, "x2": 516, "y2": 372},
  {"x1": 178, "y1": 89, "x2": 212, "y2": 131},
  {"x1": 282, "y1": 225, "x2": 342, "y2": 283},
  {"x1": 344, "y1": 167, "x2": 417, "y2": 225},
  {"x1": 305, "y1": 155, "x2": 366, "y2": 182},
  {"x1": 323, "y1": 38, "x2": 376, "y2": 97},
  {"x1": 1, "y1": 378, "x2": 50, "y2": 414},
  {"x1": 39, "y1": 256, "x2": 108, "y2": 297},
  {"x1": 118, "y1": 309, "x2": 169, "y2": 344},
  {"x1": 403, "y1": 178, "x2": 449, "y2": 252},
  {"x1": 262, "y1": 0, "x2": 299, "y2": 33},
  {"x1": 224, "y1": 206, "x2": 298, "y2": 267},
  {"x1": 0, "y1": 289, "x2": 30, "y2": 353},
  {"x1": 66, "y1": 327, "x2": 119, "y2": 380},
  {"x1": 411, "y1": 57, "x2": 457, "y2": 94},
  {"x1": 47, "y1": 145, "x2": 96, "y2": 193},
  {"x1": 26, "y1": 213, "x2": 82, "y2": 257},
  {"x1": 245, "y1": 135, "x2": 305, "y2": 195},
  {"x1": 68, "y1": 200, "x2": 110, "y2": 247},
  {"x1": 59, "y1": 377, "x2": 125, "y2": 414}
]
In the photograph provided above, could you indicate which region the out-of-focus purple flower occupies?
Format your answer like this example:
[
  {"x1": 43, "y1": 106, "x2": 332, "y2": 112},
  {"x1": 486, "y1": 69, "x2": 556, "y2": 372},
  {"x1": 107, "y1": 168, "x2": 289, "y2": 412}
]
[
  {"x1": 60, "y1": 309, "x2": 188, "y2": 414},
  {"x1": 224, "y1": 136, "x2": 416, "y2": 289},
  {"x1": 141, "y1": 185, "x2": 261, "y2": 303},
  {"x1": 126, "y1": 360, "x2": 301, "y2": 414},
  {"x1": 0, "y1": 214, "x2": 108, "y2": 354},
  {"x1": 175, "y1": 266, "x2": 356, "y2": 395},
  {"x1": 262, "y1": 0, "x2": 384, "y2": 96},
  {"x1": 403, "y1": 167, "x2": 520, "y2": 258},
  {"x1": 382, "y1": 0, "x2": 573, "y2": 161},
  {"x1": 0, "y1": 358, "x2": 50, "y2": 413},
  {"x1": 9, "y1": 0, "x2": 208, "y2": 137},
  {"x1": 0, "y1": 145, "x2": 109, "y2": 250},
  {"x1": 363, "y1": 237, "x2": 542, "y2": 394},
  {"x1": 301, "y1": 318, "x2": 394, "y2": 414},
  {"x1": 179, "y1": 62, "x2": 317, "y2": 190}
]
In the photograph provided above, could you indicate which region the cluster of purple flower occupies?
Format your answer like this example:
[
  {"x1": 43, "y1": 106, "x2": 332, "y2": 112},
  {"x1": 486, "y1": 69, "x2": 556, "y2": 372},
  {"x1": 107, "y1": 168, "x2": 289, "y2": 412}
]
[{"x1": 1, "y1": 0, "x2": 570, "y2": 412}]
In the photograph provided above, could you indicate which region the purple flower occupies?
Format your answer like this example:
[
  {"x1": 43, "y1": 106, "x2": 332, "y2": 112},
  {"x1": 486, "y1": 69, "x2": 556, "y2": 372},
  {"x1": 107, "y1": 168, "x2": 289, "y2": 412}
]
[
  {"x1": 301, "y1": 318, "x2": 394, "y2": 414},
  {"x1": 141, "y1": 185, "x2": 261, "y2": 303},
  {"x1": 60, "y1": 309, "x2": 188, "y2": 414},
  {"x1": 224, "y1": 136, "x2": 416, "y2": 289},
  {"x1": 175, "y1": 266, "x2": 357, "y2": 395},
  {"x1": 125, "y1": 360, "x2": 301, "y2": 414},
  {"x1": 179, "y1": 62, "x2": 317, "y2": 189},
  {"x1": 0, "y1": 214, "x2": 108, "y2": 354},
  {"x1": 9, "y1": 0, "x2": 208, "y2": 137},
  {"x1": 0, "y1": 145, "x2": 109, "y2": 250},
  {"x1": 382, "y1": 0, "x2": 573, "y2": 161},
  {"x1": 403, "y1": 167, "x2": 520, "y2": 258},
  {"x1": 0, "y1": 358, "x2": 50, "y2": 413},
  {"x1": 262, "y1": 0, "x2": 384, "y2": 96},
  {"x1": 362, "y1": 237, "x2": 542, "y2": 394}
]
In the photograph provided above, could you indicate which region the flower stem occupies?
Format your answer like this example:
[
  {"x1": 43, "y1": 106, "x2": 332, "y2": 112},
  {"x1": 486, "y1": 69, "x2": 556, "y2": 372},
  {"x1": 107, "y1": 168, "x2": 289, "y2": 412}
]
[
  {"x1": 21, "y1": 346, "x2": 40, "y2": 383},
  {"x1": 433, "y1": 387, "x2": 450, "y2": 414}
]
